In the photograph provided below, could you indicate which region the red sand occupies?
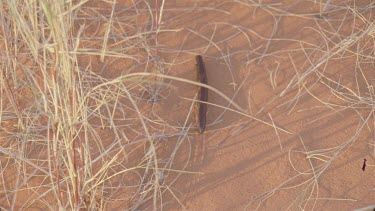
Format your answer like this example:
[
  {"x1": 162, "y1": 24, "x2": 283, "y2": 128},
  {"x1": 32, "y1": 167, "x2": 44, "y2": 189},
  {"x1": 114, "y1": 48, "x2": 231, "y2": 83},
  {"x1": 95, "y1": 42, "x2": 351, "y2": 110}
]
[{"x1": 1, "y1": 0, "x2": 374, "y2": 210}]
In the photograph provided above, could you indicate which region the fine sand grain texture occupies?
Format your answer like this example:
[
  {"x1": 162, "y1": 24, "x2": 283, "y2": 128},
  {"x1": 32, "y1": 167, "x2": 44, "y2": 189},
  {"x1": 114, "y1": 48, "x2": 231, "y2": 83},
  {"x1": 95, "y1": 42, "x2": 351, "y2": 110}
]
[{"x1": 0, "y1": 0, "x2": 374, "y2": 210}]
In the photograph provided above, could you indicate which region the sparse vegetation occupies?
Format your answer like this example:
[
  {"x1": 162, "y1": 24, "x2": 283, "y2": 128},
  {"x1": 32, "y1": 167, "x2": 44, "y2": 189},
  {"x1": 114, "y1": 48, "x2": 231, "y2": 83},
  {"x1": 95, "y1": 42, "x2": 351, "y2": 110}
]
[{"x1": 0, "y1": 0, "x2": 374, "y2": 210}]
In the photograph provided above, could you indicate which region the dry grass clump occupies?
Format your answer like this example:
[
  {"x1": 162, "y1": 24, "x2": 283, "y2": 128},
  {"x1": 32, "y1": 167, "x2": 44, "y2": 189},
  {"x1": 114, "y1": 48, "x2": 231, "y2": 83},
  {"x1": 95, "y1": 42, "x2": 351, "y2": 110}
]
[{"x1": 0, "y1": 0, "x2": 185, "y2": 209}]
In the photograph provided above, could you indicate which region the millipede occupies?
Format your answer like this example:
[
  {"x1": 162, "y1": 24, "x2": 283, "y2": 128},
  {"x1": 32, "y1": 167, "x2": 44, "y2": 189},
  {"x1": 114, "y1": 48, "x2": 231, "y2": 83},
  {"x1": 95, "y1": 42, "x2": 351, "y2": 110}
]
[{"x1": 195, "y1": 55, "x2": 208, "y2": 133}]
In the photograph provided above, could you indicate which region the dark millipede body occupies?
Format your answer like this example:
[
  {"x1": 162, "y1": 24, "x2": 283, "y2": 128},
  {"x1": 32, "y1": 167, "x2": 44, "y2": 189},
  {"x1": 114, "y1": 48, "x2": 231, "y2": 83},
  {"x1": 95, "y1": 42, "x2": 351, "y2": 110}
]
[{"x1": 195, "y1": 55, "x2": 208, "y2": 133}]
